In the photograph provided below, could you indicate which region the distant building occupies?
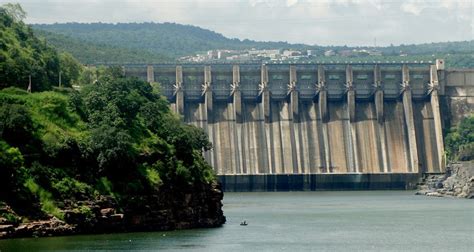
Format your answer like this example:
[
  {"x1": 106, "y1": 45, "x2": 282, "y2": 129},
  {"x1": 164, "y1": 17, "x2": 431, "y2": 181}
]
[
  {"x1": 248, "y1": 49, "x2": 281, "y2": 57},
  {"x1": 226, "y1": 55, "x2": 239, "y2": 61},
  {"x1": 265, "y1": 49, "x2": 281, "y2": 55},
  {"x1": 324, "y1": 50, "x2": 336, "y2": 57},
  {"x1": 283, "y1": 50, "x2": 301, "y2": 57},
  {"x1": 238, "y1": 54, "x2": 251, "y2": 61},
  {"x1": 207, "y1": 50, "x2": 218, "y2": 59},
  {"x1": 368, "y1": 50, "x2": 382, "y2": 56},
  {"x1": 339, "y1": 50, "x2": 353, "y2": 57},
  {"x1": 217, "y1": 50, "x2": 233, "y2": 59}
]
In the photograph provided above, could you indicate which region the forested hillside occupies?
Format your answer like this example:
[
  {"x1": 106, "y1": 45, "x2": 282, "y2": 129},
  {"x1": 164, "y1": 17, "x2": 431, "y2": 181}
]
[
  {"x1": 0, "y1": 5, "x2": 83, "y2": 91},
  {"x1": 33, "y1": 22, "x2": 473, "y2": 67},
  {"x1": 0, "y1": 5, "x2": 59, "y2": 91},
  {"x1": 33, "y1": 29, "x2": 171, "y2": 64},
  {"x1": 33, "y1": 22, "x2": 304, "y2": 60},
  {"x1": 0, "y1": 4, "x2": 224, "y2": 238}
]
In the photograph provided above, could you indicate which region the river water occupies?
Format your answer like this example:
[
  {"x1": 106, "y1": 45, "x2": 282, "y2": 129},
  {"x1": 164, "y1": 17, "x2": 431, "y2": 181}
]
[{"x1": 1, "y1": 191, "x2": 473, "y2": 251}]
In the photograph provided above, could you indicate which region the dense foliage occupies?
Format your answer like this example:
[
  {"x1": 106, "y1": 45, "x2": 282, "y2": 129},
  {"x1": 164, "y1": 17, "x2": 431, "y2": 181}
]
[
  {"x1": 0, "y1": 4, "x2": 59, "y2": 91},
  {"x1": 0, "y1": 4, "x2": 83, "y2": 91},
  {"x1": 33, "y1": 22, "x2": 473, "y2": 67},
  {"x1": 0, "y1": 73, "x2": 215, "y2": 219},
  {"x1": 0, "y1": 6, "x2": 215, "y2": 221},
  {"x1": 445, "y1": 115, "x2": 474, "y2": 161},
  {"x1": 33, "y1": 29, "x2": 172, "y2": 64}
]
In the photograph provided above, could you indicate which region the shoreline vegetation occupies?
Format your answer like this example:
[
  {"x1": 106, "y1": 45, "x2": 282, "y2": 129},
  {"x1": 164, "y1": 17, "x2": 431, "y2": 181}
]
[{"x1": 0, "y1": 4, "x2": 224, "y2": 239}]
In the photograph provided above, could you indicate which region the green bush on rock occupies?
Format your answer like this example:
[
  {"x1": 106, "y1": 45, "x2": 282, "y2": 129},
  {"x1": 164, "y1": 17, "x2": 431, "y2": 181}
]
[
  {"x1": 52, "y1": 177, "x2": 96, "y2": 200},
  {"x1": 445, "y1": 115, "x2": 474, "y2": 161}
]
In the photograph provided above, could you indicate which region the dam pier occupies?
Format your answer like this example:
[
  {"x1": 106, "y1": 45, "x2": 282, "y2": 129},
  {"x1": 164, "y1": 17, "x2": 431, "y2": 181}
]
[{"x1": 123, "y1": 62, "x2": 473, "y2": 191}]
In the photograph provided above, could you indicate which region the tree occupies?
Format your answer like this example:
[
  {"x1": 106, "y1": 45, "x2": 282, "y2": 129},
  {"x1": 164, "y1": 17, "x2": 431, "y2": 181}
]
[
  {"x1": 0, "y1": 103, "x2": 36, "y2": 147},
  {"x1": 0, "y1": 140, "x2": 24, "y2": 177},
  {"x1": 0, "y1": 3, "x2": 61, "y2": 91},
  {"x1": 59, "y1": 52, "x2": 83, "y2": 87},
  {"x1": 1, "y1": 3, "x2": 26, "y2": 22},
  {"x1": 445, "y1": 116, "x2": 474, "y2": 161}
]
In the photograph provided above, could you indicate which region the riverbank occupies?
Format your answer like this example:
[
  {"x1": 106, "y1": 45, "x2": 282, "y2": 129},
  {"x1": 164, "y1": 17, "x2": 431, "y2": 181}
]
[
  {"x1": 416, "y1": 161, "x2": 474, "y2": 198},
  {"x1": 0, "y1": 182, "x2": 225, "y2": 239}
]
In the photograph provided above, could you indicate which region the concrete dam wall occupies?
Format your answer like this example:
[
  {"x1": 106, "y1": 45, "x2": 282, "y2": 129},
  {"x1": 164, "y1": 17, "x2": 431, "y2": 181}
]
[
  {"x1": 443, "y1": 69, "x2": 474, "y2": 126},
  {"x1": 123, "y1": 63, "x2": 452, "y2": 190}
]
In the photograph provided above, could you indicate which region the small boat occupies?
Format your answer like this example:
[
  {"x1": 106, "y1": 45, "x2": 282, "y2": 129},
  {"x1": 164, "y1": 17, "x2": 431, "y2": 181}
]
[{"x1": 240, "y1": 220, "x2": 248, "y2": 226}]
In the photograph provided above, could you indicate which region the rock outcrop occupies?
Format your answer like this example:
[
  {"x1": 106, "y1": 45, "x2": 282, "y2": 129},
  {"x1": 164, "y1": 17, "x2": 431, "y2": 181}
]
[
  {"x1": 0, "y1": 182, "x2": 225, "y2": 239},
  {"x1": 416, "y1": 161, "x2": 474, "y2": 198}
]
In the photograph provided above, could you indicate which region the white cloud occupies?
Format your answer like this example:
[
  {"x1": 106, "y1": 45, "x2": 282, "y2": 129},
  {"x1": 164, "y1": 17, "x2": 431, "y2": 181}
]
[
  {"x1": 400, "y1": 0, "x2": 425, "y2": 15},
  {"x1": 287, "y1": 0, "x2": 298, "y2": 7}
]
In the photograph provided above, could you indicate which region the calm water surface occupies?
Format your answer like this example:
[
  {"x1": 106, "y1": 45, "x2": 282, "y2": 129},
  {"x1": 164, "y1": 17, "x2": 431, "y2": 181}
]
[{"x1": 0, "y1": 191, "x2": 473, "y2": 251}]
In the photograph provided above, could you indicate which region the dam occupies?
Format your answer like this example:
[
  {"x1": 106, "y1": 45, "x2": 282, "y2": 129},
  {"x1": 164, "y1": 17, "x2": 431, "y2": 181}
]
[{"x1": 123, "y1": 61, "x2": 473, "y2": 191}]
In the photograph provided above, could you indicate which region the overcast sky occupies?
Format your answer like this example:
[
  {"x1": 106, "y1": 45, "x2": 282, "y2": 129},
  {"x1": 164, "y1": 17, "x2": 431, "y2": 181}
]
[{"x1": 2, "y1": 0, "x2": 473, "y2": 46}]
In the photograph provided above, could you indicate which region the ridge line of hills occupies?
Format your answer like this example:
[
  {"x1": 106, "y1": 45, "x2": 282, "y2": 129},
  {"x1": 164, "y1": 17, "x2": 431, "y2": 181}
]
[{"x1": 32, "y1": 22, "x2": 474, "y2": 67}]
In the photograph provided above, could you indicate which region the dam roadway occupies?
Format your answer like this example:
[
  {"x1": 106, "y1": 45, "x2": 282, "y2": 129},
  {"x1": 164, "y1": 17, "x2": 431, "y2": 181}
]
[{"x1": 122, "y1": 62, "x2": 474, "y2": 191}]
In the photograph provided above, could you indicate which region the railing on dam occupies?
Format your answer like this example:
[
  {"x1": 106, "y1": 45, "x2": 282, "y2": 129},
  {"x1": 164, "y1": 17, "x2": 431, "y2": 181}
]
[
  {"x1": 124, "y1": 63, "x2": 440, "y2": 101},
  {"x1": 123, "y1": 62, "x2": 447, "y2": 177}
]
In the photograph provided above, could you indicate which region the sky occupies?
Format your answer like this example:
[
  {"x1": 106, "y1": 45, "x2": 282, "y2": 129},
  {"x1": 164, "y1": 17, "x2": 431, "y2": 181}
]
[{"x1": 1, "y1": 0, "x2": 473, "y2": 46}]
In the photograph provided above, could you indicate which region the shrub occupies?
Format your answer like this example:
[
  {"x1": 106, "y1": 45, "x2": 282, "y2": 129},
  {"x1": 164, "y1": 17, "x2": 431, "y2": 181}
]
[
  {"x1": 145, "y1": 167, "x2": 162, "y2": 187},
  {"x1": 0, "y1": 103, "x2": 36, "y2": 146},
  {"x1": 445, "y1": 115, "x2": 474, "y2": 161},
  {"x1": 24, "y1": 178, "x2": 64, "y2": 219},
  {"x1": 73, "y1": 205, "x2": 94, "y2": 223},
  {"x1": 52, "y1": 177, "x2": 94, "y2": 200},
  {"x1": 0, "y1": 140, "x2": 24, "y2": 192},
  {"x1": 96, "y1": 177, "x2": 116, "y2": 198},
  {"x1": 1, "y1": 212, "x2": 20, "y2": 224}
]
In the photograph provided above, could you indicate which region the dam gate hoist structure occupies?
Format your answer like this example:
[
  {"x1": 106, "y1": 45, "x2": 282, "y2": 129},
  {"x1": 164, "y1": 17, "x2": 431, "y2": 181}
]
[{"x1": 123, "y1": 60, "x2": 469, "y2": 191}]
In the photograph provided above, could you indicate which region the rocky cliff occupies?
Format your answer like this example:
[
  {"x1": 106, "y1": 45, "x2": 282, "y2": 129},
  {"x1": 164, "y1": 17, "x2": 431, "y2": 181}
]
[
  {"x1": 416, "y1": 161, "x2": 474, "y2": 198},
  {"x1": 0, "y1": 182, "x2": 225, "y2": 239}
]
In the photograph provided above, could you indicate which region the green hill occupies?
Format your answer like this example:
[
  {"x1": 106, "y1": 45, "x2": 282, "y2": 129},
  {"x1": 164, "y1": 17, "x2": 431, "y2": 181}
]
[
  {"x1": 0, "y1": 6, "x2": 60, "y2": 91},
  {"x1": 33, "y1": 22, "x2": 306, "y2": 60},
  {"x1": 33, "y1": 29, "x2": 171, "y2": 64},
  {"x1": 32, "y1": 22, "x2": 473, "y2": 68}
]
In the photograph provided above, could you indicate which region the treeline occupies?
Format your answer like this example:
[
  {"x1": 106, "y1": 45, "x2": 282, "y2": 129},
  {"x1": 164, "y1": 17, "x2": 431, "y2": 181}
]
[
  {"x1": 0, "y1": 4, "x2": 215, "y2": 222},
  {"x1": 326, "y1": 41, "x2": 474, "y2": 56},
  {"x1": 378, "y1": 41, "x2": 474, "y2": 56}
]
